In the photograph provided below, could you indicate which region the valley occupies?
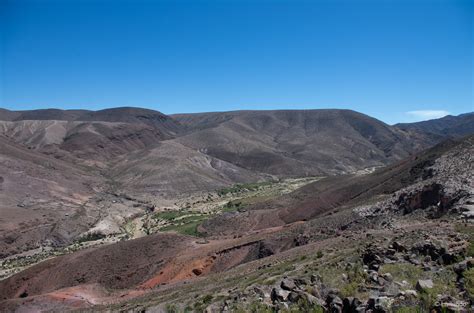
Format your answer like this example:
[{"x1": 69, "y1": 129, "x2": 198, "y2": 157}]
[
  {"x1": 0, "y1": 176, "x2": 320, "y2": 281},
  {"x1": 0, "y1": 107, "x2": 472, "y2": 312}
]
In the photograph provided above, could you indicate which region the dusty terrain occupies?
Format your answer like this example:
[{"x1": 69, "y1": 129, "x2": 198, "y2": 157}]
[{"x1": 0, "y1": 107, "x2": 472, "y2": 312}]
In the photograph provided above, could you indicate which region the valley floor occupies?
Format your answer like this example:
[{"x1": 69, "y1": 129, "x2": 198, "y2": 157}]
[{"x1": 0, "y1": 177, "x2": 320, "y2": 281}]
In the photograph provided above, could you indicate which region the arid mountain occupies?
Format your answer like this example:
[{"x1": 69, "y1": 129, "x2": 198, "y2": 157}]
[
  {"x1": 0, "y1": 107, "x2": 186, "y2": 168},
  {"x1": 0, "y1": 134, "x2": 471, "y2": 312},
  {"x1": 174, "y1": 109, "x2": 427, "y2": 176},
  {"x1": 201, "y1": 137, "x2": 471, "y2": 235},
  {"x1": 395, "y1": 112, "x2": 474, "y2": 139},
  {"x1": 0, "y1": 136, "x2": 104, "y2": 258},
  {"x1": 109, "y1": 140, "x2": 269, "y2": 198},
  {"x1": 0, "y1": 107, "x2": 440, "y2": 197},
  {"x1": 1, "y1": 107, "x2": 470, "y2": 179},
  {"x1": 0, "y1": 108, "x2": 87, "y2": 121},
  {"x1": 0, "y1": 108, "x2": 471, "y2": 254}
]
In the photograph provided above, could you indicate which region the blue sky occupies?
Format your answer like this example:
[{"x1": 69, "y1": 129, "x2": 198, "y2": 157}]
[{"x1": 0, "y1": 0, "x2": 472, "y2": 124}]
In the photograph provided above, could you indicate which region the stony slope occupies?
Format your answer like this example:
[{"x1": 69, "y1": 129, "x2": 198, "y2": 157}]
[{"x1": 0, "y1": 136, "x2": 104, "y2": 258}]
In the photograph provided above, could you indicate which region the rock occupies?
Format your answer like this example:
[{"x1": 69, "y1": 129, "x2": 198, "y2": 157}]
[
  {"x1": 327, "y1": 294, "x2": 343, "y2": 313},
  {"x1": 281, "y1": 278, "x2": 297, "y2": 291},
  {"x1": 204, "y1": 303, "x2": 221, "y2": 313},
  {"x1": 374, "y1": 296, "x2": 391, "y2": 311},
  {"x1": 367, "y1": 295, "x2": 391, "y2": 312},
  {"x1": 454, "y1": 259, "x2": 473, "y2": 275},
  {"x1": 366, "y1": 296, "x2": 377, "y2": 310},
  {"x1": 440, "y1": 302, "x2": 462, "y2": 312},
  {"x1": 302, "y1": 292, "x2": 325, "y2": 307},
  {"x1": 253, "y1": 286, "x2": 270, "y2": 299},
  {"x1": 309, "y1": 286, "x2": 322, "y2": 298},
  {"x1": 416, "y1": 279, "x2": 434, "y2": 291},
  {"x1": 404, "y1": 290, "x2": 418, "y2": 298},
  {"x1": 369, "y1": 271, "x2": 379, "y2": 283},
  {"x1": 271, "y1": 287, "x2": 290, "y2": 302},
  {"x1": 287, "y1": 291, "x2": 302, "y2": 303},
  {"x1": 441, "y1": 253, "x2": 457, "y2": 265},
  {"x1": 369, "y1": 263, "x2": 380, "y2": 271},
  {"x1": 310, "y1": 274, "x2": 322, "y2": 284},
  {"x1": 382, "y1": 273, "x2": 393, "y2": 281},
  {"x1": 293, "y1": 278, "x2": 309, "y2": 288},
  {"x1": 342, "y1": 297, "x2": 362, "y2": 313}
]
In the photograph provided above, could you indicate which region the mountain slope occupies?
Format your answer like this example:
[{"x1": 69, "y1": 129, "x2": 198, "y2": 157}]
[
  {"x1": 109, "y1": 141, "x2": 269, "y2": 198},
  {"x1": 201, "y1": 135, "x2": 473, "y2": 235},
  {"x1": 174, "y1": 109, "x2": 426, "y2": 176},
  {"x1": 0, "y1": 107, "x2": 187, "y2": 168},
  {"x1": 395, "y1": 112, "x2": 474, "y2": 139},
  {"x1": 0, "y1": 136, "x2": 104, "y2": 258}
]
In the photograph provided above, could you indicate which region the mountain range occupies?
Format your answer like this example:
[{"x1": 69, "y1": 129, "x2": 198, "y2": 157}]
[{"x1": 0, "y1": 107, "x2": 472, "y2": 312}]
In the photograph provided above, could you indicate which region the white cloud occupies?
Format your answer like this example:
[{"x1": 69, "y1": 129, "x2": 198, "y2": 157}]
[{"x1": 405, "y1": 110, "x2": 450, "y2": 121}]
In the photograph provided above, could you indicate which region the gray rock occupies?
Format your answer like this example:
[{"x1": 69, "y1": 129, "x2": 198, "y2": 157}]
[
  {"x1": 281, "y1": 278, "x2": 297, "y2": 291},
  {"x1": 287, "y1": 291, "x2": 302, "y2": 303},
  {"x1": 327, "y1": 294, "x2": 343, "y2": 312},
  {"x1": 382, "y1": 273, "x2": 393, "y2": 281},
  {"x1": 404, "y1": 289, "x2": 418, "y2": 298},
  {"x1": 310, "y1": 274, "x2": 322, "y2": 284},
  {"x1": 271, "y1": 287, "x2": 290, "y2": 302},
  {"x1": 416, "y1": 279, "x2": 434, "y2": 291}
]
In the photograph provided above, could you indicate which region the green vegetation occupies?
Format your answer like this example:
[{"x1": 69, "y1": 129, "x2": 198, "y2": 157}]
[
  {"x1": 340, "y1": 263, "x2": 367, "y2": 298},
  {"x1": 379, "y1": 263, "x2": 423, "y2": 287},
  {"x1": 394, "y1": 307, "x2": 423, "y2": 313},
  {"x1": 152, "y1": 210, "x2": 210, "y2": 237},
  {"x1": 165, "y1": 303, "x2": 179, "y2": 313},
  {"x1": 282, "y1": 297, "x2": 325, "y2": 313},
  {"x1": 465, "y1": 267, "x2": 474, "y2": 297},
  {"x1": 160, "y1": 215, "x2": 208, "y2": 237},
  {"x1": 75, "y1": 231, "x2": 106, "y2": 243},
  {"x1": 231, "y1": 300, "x2": 323, "y2": 313},
  {"x1": 222, "y1": 200, "x2": 244, "y2": 212},
  {"x1": 217, "y1": 181, "x2": 274, "y2": 196},
  {"x1": 192, "y1": 294, "x2": 214, "y2": 312},
  {"x1": 455, "y1": 224, "x2": 474, "y2": 257},
  {"x1": 152, "y1": 210, "x2": 189, "y2": 221}
]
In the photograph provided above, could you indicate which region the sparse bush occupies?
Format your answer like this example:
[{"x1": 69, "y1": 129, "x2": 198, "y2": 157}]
[
  {"x1": 165, "y1": 303, "x2": 179, "y2": 313},
  {"x1": 76, "y1": 231, "x2": 105, "y2": 243},
  {"x1": 394, "y1": 307, "x2": 423, "y2": 313},
  {"x1": 380, "y1": 263, "x2": 423, "y2": 287},
  {"x1": 465, "y1": 267, "x2": 474, "y2": 297},
  {"x1": 248, "y1": 301, "x2": 273, "y2": 313},
  {"x1": 201, "y1": 294, "x2": 213, "y2": 304}
]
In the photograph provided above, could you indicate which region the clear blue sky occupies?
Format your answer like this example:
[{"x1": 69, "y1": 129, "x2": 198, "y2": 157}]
[{"x1": 0, "y1": 0, "x2": 472, "y2": 124}]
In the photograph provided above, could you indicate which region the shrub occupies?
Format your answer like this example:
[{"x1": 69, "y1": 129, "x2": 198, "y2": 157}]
[{"x1": 76, "y1": 231, "x2": 105, "y2": 243}]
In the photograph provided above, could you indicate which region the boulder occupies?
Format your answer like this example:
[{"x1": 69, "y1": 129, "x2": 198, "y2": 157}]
[
  {"x1": 327, "y1": 294, "x2": 343, "y2": 313},
  {"x1": 287, "y1": 291, "x2": 302, "y2": 303},
  {"x1": 404, "y1": 290, "x2": 418, "y2": 298},
  {"x1": 342, "y1": 297, "x2": 362, "y2": 313},
  {"x1": 271, "y1": 287, "x2": 290, "y2": 302},
  {"x1": 416, "y1": 279, "x2": 434, "y2": 291},
  {"x1": 281, "y1": 278, "x2": 297, "y2": 291}
]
